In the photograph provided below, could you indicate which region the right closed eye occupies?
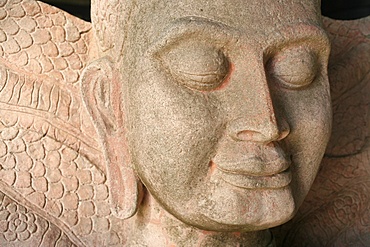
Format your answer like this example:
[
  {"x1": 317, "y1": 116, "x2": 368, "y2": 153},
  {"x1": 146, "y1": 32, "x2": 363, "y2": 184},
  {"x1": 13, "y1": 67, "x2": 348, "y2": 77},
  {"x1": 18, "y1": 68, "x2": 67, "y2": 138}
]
[{"x1": 157, "y1": 42, "x2": 230, "y2": 91}]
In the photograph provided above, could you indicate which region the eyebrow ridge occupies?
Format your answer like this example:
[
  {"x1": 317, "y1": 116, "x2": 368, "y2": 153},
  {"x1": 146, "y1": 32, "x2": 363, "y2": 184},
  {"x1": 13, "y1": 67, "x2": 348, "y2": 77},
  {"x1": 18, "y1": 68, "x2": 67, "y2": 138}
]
[
  {"x1": 148, "y1": 16, "x2": 330, "y2": 57},
  {"x1": 148, "y1": 16, "x2": 239, "y2": 54},
  {"x1": 267, "y1": 22, "x2": 331, "y2": 51}
]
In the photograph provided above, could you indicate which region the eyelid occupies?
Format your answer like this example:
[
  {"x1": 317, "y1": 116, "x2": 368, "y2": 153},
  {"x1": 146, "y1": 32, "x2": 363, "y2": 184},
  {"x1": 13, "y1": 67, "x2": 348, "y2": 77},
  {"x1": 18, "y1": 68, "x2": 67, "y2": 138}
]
[
  {"x1": 268, "y1": 47, "x2": 319, "y2": 89},
  {"x1": 158, "y1": 42, "x2": 230, "y2": 91}
]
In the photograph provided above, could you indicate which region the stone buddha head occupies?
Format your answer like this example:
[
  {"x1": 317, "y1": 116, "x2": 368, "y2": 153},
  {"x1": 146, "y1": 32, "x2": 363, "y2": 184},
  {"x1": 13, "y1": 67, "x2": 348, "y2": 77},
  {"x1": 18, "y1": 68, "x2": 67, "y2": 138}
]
[{"x1": 82, "y1": 0, "x2": 331, "y2": 233}]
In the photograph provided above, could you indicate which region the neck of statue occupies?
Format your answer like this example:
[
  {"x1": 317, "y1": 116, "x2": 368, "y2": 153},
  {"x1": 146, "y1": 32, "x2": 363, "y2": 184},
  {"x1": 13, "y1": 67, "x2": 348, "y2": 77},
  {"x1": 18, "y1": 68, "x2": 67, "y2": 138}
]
[{"x1": 124, "y1": 190, "x2": 274, "y2": 246}]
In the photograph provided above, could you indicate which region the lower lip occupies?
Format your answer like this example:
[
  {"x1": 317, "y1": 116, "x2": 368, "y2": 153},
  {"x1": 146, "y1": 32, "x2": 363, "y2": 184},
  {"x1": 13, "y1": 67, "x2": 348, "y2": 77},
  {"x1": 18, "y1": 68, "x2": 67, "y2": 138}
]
[{"x1": 219, "y1": 168, "x2": 292, "y2": 189}]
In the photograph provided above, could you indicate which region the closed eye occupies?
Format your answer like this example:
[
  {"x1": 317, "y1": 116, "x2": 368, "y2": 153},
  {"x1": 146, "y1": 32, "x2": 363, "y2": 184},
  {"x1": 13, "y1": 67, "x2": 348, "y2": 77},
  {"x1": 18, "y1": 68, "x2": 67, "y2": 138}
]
[
  {"x1": 157, "y1": 41, "x2": 230, "y2": 91},
  {"x1": 268, "y1": 46, "x2": 319, "y2": 89}
]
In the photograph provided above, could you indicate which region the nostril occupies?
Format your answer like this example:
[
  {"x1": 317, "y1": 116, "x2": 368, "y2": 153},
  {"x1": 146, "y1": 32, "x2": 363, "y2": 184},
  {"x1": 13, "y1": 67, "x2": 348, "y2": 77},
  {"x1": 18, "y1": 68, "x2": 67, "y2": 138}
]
[
  {"x1": 276, "y1": 127, "x2": 290, "y2": 141},
  {"x1": 235, "y1": 130, "x2": 271, "y2": 142},
  {"x1": 227, "y1": 117, "x2": 291, "y2": 143},
  {"x1": 276, "y1": 118, "x2": 290, "y2": 141},
  {"x1": 227, "y1": 117, "x2": 276, "y2": 142}
]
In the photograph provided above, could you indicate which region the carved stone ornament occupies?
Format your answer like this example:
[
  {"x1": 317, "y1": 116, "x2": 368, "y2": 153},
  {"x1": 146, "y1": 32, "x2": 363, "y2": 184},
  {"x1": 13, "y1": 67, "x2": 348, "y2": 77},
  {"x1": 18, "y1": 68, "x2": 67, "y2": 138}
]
[{"x1": 0, "y1": 0, "x2": 368, "y2": 246}]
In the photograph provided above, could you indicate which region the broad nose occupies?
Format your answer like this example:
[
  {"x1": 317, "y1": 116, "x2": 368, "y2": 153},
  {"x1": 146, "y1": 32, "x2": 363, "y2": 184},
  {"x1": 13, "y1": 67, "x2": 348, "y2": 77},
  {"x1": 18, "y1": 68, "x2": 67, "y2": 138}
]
[
  {"x1": 228, "y1": 115, "x2": 290, "y2": 143},
  {"x1": 226, "y1": 64, "x2": 290, "y2": 143}
]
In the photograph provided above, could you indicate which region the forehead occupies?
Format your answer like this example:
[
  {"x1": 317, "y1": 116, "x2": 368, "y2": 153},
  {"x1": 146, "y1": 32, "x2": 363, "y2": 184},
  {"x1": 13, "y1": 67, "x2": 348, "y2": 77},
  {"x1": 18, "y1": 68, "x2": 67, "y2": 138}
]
[{"x1": 128, "y1": 0, "x2": 321, "y2": 46}]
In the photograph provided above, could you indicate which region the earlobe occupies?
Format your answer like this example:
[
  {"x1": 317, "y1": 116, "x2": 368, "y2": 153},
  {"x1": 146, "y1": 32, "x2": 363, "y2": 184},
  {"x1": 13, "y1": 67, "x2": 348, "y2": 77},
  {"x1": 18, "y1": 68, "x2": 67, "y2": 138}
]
[{"x1": 81, "y1": 57, "x2": 142, "y2": 219}]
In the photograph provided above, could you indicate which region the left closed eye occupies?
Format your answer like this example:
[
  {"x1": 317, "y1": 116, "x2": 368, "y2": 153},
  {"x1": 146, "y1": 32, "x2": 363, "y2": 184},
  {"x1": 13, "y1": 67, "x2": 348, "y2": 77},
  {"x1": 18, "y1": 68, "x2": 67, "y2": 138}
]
[{"x1": 267, "y1": 46, "x2": 319, "y2": 89}]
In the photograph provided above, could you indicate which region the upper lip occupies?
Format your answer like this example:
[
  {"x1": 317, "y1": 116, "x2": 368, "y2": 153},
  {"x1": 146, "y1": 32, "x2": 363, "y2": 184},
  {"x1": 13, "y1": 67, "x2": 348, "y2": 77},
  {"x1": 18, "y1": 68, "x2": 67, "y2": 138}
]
[{"x1": 211, "y1": 142, "x2": 291, "y2": 177}]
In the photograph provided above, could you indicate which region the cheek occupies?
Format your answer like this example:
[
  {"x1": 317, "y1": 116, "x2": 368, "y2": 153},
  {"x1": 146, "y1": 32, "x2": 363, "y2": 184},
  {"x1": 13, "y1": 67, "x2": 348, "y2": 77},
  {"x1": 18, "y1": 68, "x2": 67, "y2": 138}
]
[
  {"x1": 127, "y1": 69, "x2": 223, "y2": 198},
  {"x1": 282, "y1": 79, "x2": 331, "y2": 201}
]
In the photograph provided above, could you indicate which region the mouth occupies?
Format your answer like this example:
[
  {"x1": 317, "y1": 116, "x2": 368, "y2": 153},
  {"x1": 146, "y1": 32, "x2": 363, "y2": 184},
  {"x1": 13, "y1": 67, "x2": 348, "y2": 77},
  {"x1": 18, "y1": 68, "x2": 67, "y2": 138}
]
[
  {"x1": 210, "y1": 141, "x2": 293, "y2": 189},
  {"x1": 209, "y1": 157, "x2": 292, "y2": 189},
  {"x1": 217, "y1": 166, "x2": 292, "y2": 189}
]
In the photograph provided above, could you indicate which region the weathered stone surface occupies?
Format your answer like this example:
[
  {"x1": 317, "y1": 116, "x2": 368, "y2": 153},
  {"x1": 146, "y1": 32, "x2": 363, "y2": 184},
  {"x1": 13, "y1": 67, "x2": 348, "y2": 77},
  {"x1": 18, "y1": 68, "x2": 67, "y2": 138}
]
[{"x1": 0, "y1": 0, "x2": 368, "y2": 246}]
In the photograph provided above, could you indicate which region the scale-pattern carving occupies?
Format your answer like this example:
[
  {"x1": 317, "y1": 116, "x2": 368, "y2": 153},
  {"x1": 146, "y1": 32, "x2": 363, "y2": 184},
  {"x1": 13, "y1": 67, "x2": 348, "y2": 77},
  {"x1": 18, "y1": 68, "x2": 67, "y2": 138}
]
[
  {"x1": 0, "y1": 0, "x2": 91, "y2": 84},
  {"x1": 0, "y1": 121, "x2": 124, "y2": 246},
  {"x1": 0, "y1": 190, "x2": 76, "y2": 246},
  {"x1": 91, "y1": 0, "x2": 120, "y2": 52},
  {"x1": 0, "y1": 63, "x2": 101, "y2": 163},
  {"x1": 0, "y1": 0, "x2": 126, "y2": 245}
]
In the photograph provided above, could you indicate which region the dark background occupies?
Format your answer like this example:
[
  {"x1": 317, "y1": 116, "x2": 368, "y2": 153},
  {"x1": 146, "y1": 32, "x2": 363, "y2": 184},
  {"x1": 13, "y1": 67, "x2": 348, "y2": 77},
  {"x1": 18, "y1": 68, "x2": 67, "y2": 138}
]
[
  {"x1": 322, "y1": 0, "x2": 370, "y2": 19},
  {"x1": 42, "y1": 0, "x2": 370, "y2": 22}
]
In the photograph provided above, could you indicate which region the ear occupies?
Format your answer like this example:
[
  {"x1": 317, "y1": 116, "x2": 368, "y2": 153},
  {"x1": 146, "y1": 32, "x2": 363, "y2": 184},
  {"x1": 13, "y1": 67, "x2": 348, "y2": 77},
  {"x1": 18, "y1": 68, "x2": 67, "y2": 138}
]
[{"x1": 81, "y1": 57, "x2": 143, "y2": 219}]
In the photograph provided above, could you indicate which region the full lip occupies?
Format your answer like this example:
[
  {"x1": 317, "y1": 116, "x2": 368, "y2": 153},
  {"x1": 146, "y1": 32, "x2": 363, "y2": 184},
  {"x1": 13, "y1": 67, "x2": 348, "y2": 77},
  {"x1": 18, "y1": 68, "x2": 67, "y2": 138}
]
[
  {"x1": 210, "y1": 156, "x2": 292, "y2": 189},
  {"x1": 217, "y1": 165, "x2": 292, "y2": 189},
  {"x1": 210, "y1": 141, "x2": 292, "y2": 189},
  {"x1": 212, "y1": 140, "x2": 291, "y2": 173}
]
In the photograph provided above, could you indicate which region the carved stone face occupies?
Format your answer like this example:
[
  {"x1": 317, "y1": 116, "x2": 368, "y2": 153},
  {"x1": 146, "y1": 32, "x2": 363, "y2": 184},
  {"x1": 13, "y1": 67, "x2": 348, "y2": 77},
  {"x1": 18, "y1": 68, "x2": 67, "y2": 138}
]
[{"x1": 120, "y1": 0, "x2": 331, "y2": 231}]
